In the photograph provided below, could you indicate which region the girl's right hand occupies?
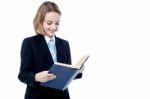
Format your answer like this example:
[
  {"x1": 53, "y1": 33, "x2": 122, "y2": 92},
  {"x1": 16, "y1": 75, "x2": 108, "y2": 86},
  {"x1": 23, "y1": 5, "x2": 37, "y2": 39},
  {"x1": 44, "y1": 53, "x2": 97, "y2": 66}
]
[{"x1": 35, "y1": 71, "x2": 56, "y2": 82}]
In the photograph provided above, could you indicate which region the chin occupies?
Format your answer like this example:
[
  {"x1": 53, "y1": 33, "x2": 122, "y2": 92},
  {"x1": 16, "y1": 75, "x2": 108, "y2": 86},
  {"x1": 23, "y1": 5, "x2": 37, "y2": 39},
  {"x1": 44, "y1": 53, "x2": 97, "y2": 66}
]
[{"x1": 47, "y1": 33, "x2": 54, "y2": 37}]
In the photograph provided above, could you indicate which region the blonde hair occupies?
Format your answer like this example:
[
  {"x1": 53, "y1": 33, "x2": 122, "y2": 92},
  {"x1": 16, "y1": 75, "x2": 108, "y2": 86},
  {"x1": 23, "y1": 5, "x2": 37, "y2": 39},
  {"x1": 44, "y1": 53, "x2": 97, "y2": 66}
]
[{"x1": 33, "y1": 1, "x2": 61, "y2": 35}]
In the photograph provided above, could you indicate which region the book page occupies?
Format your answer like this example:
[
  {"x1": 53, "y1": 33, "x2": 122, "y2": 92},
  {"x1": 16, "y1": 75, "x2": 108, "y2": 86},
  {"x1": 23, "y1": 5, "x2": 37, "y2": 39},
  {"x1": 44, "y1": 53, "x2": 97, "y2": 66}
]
[
  {"x1": 54, "y1": 62, "x2": 77, "y2": 68},
  {"x1": 74, "y1": 55, "x2": 89, "y2": 69},
  {"x1": 55, "y1": 55, "x2": 89, "y2": 69}
]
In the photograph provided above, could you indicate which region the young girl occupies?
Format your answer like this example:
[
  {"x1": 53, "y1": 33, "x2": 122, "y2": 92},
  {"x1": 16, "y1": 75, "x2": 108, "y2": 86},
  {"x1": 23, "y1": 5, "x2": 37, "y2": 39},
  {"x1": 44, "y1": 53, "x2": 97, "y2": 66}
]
[{"x1": 18, "y1": 1, "x2": 82, "y2": 99}]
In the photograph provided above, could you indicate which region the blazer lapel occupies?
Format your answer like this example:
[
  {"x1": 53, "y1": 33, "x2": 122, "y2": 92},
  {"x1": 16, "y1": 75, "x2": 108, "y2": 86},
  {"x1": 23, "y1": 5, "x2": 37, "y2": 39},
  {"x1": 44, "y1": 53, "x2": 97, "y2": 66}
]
[
  {"x1": 38, "y1": 35, "x2": 66, "y2": 63},
  {"x1": 38, "y1": 35, "x2": 54, "y2": 63},
  {"x1": 55, "y1": 37, "x2": 67, "y2": 63}
]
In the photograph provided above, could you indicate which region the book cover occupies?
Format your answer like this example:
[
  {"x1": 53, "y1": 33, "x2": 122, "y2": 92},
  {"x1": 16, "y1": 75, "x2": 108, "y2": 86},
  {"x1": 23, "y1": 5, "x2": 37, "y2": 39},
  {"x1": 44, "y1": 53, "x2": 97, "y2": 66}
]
[{"x1": 40, "y1": 55, "x2": 89, "y2": 90}]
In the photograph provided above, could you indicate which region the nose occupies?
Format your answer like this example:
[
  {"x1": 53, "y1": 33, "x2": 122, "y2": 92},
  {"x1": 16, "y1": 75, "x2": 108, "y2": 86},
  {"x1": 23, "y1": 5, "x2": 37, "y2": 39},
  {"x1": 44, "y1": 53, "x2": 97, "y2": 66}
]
[{"x1": 51, "y1": 23, "x2": 57, "y2": 30}]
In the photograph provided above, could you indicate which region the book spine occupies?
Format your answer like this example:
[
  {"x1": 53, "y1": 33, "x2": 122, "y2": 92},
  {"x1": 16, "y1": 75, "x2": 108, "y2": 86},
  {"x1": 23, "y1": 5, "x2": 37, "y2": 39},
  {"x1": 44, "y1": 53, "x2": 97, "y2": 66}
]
[{"x1": 63, "y1": 69, "x2": 80, "y2": 90}]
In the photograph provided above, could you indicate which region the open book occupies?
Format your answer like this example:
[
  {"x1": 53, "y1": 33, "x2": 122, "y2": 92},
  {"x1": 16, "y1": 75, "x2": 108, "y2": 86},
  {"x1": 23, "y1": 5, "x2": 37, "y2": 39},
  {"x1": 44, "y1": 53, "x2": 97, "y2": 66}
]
[{"x1": 40, "y1": 55, "x2": 89, "y2": 90}]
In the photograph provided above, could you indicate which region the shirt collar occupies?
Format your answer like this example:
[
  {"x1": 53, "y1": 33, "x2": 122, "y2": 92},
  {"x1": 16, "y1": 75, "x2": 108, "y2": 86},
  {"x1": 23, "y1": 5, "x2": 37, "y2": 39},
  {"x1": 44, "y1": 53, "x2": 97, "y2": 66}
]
[{"x1": 44, "y1": 35, "x2": 55, "y2": 44}]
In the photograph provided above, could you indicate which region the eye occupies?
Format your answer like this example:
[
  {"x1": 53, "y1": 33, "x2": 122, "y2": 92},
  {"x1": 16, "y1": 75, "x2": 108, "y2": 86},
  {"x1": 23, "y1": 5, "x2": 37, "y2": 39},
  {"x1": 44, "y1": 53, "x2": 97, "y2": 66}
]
[
  {"x1": 56, "y1": 22, "x2": 59, "y2": 25},
  {"x1": 47, "y1": 22, "x2": 52, "y2": 25}
]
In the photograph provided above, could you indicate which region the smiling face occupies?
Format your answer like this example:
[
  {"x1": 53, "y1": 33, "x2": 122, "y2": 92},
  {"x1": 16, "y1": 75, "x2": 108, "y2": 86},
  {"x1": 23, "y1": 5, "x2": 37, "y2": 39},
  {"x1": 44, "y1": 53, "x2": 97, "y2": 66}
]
[{"x1": 43, "y1": 12, "x2": 61, "y2": 38}]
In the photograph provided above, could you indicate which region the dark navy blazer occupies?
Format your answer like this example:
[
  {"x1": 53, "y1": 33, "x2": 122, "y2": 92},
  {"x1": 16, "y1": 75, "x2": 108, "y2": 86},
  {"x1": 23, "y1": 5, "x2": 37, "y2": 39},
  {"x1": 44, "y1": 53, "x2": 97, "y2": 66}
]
[{"x1": 18, "y1": 34, "x2": 82, "y2": 99}]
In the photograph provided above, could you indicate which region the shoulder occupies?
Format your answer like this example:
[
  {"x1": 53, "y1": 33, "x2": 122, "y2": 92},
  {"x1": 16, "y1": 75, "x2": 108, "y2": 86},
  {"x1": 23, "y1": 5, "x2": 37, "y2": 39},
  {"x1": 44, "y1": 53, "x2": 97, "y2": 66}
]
[
  {"x1": 23, "y1": 34, "x2": 43, "y2": 41},
  {"x1": 56, "y1": 36, "x2": 69, "y2": 45},
  {"x1": 22, "y1": 34, "x2": 44, "y2": 44},
  {"x1": 21, "y1": 35, "x2": 44, "y2": 50},
  {"x1": 55, "y1": 36, "x2": 70, "y2": 49}
]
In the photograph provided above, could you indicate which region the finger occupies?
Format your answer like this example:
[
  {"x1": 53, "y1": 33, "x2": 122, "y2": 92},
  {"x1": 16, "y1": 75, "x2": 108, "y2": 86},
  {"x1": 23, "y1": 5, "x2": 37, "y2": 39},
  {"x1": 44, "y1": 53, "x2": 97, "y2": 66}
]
[
  {"x1": 48, "y1": 73, "x2": 55, "y2": 76},
  {"x1": 44, "y1": 71, "x2": 49, "y2": 73},
  {"x1": 48, "y1": 75, "x2": 56, "y2": 80}
]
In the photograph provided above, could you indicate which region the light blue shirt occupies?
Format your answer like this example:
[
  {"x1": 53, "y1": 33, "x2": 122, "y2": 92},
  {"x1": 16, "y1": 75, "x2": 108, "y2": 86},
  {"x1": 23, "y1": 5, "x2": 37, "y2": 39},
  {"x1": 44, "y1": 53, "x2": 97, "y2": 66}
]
[{"x1": 44, "y1": 36, "x2": 57, "y2": 62}]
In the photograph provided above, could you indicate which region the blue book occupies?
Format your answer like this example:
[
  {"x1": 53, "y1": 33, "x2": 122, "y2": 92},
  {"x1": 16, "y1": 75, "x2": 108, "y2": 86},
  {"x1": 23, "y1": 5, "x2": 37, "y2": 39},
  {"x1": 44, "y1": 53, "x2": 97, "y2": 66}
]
[{"x1": 40, "y1": 55, "x2": 89, "y2": 90}]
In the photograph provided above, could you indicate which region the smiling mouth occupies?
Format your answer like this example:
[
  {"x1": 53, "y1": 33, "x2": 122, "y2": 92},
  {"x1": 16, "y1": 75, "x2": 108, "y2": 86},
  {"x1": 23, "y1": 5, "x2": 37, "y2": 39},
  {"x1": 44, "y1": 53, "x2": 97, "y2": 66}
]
[{"x1": 48, "y1": 29, "x2": 53, "y2": 32}]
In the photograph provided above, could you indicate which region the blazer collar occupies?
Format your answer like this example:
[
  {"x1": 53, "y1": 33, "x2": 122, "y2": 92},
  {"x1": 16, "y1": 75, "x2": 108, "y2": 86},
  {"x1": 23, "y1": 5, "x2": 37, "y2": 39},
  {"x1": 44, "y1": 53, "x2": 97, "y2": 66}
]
[{"x1": 38, "y1": 34, "x2": 64, "y2": 63}]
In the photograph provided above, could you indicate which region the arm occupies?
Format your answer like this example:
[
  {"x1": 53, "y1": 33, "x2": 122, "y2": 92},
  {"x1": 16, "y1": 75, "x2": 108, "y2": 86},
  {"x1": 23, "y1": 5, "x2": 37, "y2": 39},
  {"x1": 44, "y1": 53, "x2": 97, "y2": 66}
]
[
  {"x1": 18, "y1": 38, "x2": 56, "y2": 86},
  {"x1": 18, "y1": 38, "x2": 38, "y2": 87}
]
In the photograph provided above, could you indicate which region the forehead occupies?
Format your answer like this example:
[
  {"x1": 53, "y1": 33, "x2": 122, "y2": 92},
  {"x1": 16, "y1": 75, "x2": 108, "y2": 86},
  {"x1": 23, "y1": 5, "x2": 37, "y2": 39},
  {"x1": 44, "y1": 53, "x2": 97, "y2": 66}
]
[{"x1": 44, "y1": 12, "x2": 61, "y2": 21}]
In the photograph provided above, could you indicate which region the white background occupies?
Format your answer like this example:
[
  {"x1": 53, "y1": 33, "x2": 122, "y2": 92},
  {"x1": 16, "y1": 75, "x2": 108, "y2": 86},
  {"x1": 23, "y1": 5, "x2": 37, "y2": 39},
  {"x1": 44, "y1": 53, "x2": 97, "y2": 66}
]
[{"x1": 0, "y1": 0, "x2": 150, "y2": 99}]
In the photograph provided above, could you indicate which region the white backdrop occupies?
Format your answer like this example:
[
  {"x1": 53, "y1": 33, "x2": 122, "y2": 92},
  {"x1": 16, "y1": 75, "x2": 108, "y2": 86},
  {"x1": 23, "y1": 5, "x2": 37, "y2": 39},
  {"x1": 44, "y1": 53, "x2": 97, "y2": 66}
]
[{"x1": 0, "y1": 0, "x2": 150, "y2": 99}]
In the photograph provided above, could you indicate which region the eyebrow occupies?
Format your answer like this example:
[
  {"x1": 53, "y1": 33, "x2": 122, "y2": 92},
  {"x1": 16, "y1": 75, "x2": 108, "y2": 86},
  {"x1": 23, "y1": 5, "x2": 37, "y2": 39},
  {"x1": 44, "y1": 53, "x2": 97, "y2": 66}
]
[{"x1": 45, "y1": 20, "x2": 60, "y2": 22}]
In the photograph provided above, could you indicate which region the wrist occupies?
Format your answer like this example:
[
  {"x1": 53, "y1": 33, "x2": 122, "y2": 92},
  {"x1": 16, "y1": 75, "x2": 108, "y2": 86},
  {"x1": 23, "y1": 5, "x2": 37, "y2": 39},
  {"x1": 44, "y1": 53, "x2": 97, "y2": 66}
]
[{"x1": 35, "y1": 74, "x2": 39, "y2": 82}]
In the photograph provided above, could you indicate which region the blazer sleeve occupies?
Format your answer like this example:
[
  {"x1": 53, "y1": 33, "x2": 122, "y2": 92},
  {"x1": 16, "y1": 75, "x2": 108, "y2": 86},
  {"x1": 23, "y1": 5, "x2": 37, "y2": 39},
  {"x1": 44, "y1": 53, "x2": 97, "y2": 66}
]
[{"x1": 18, "y1": 38, "x2": 39, "y2": 87}]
